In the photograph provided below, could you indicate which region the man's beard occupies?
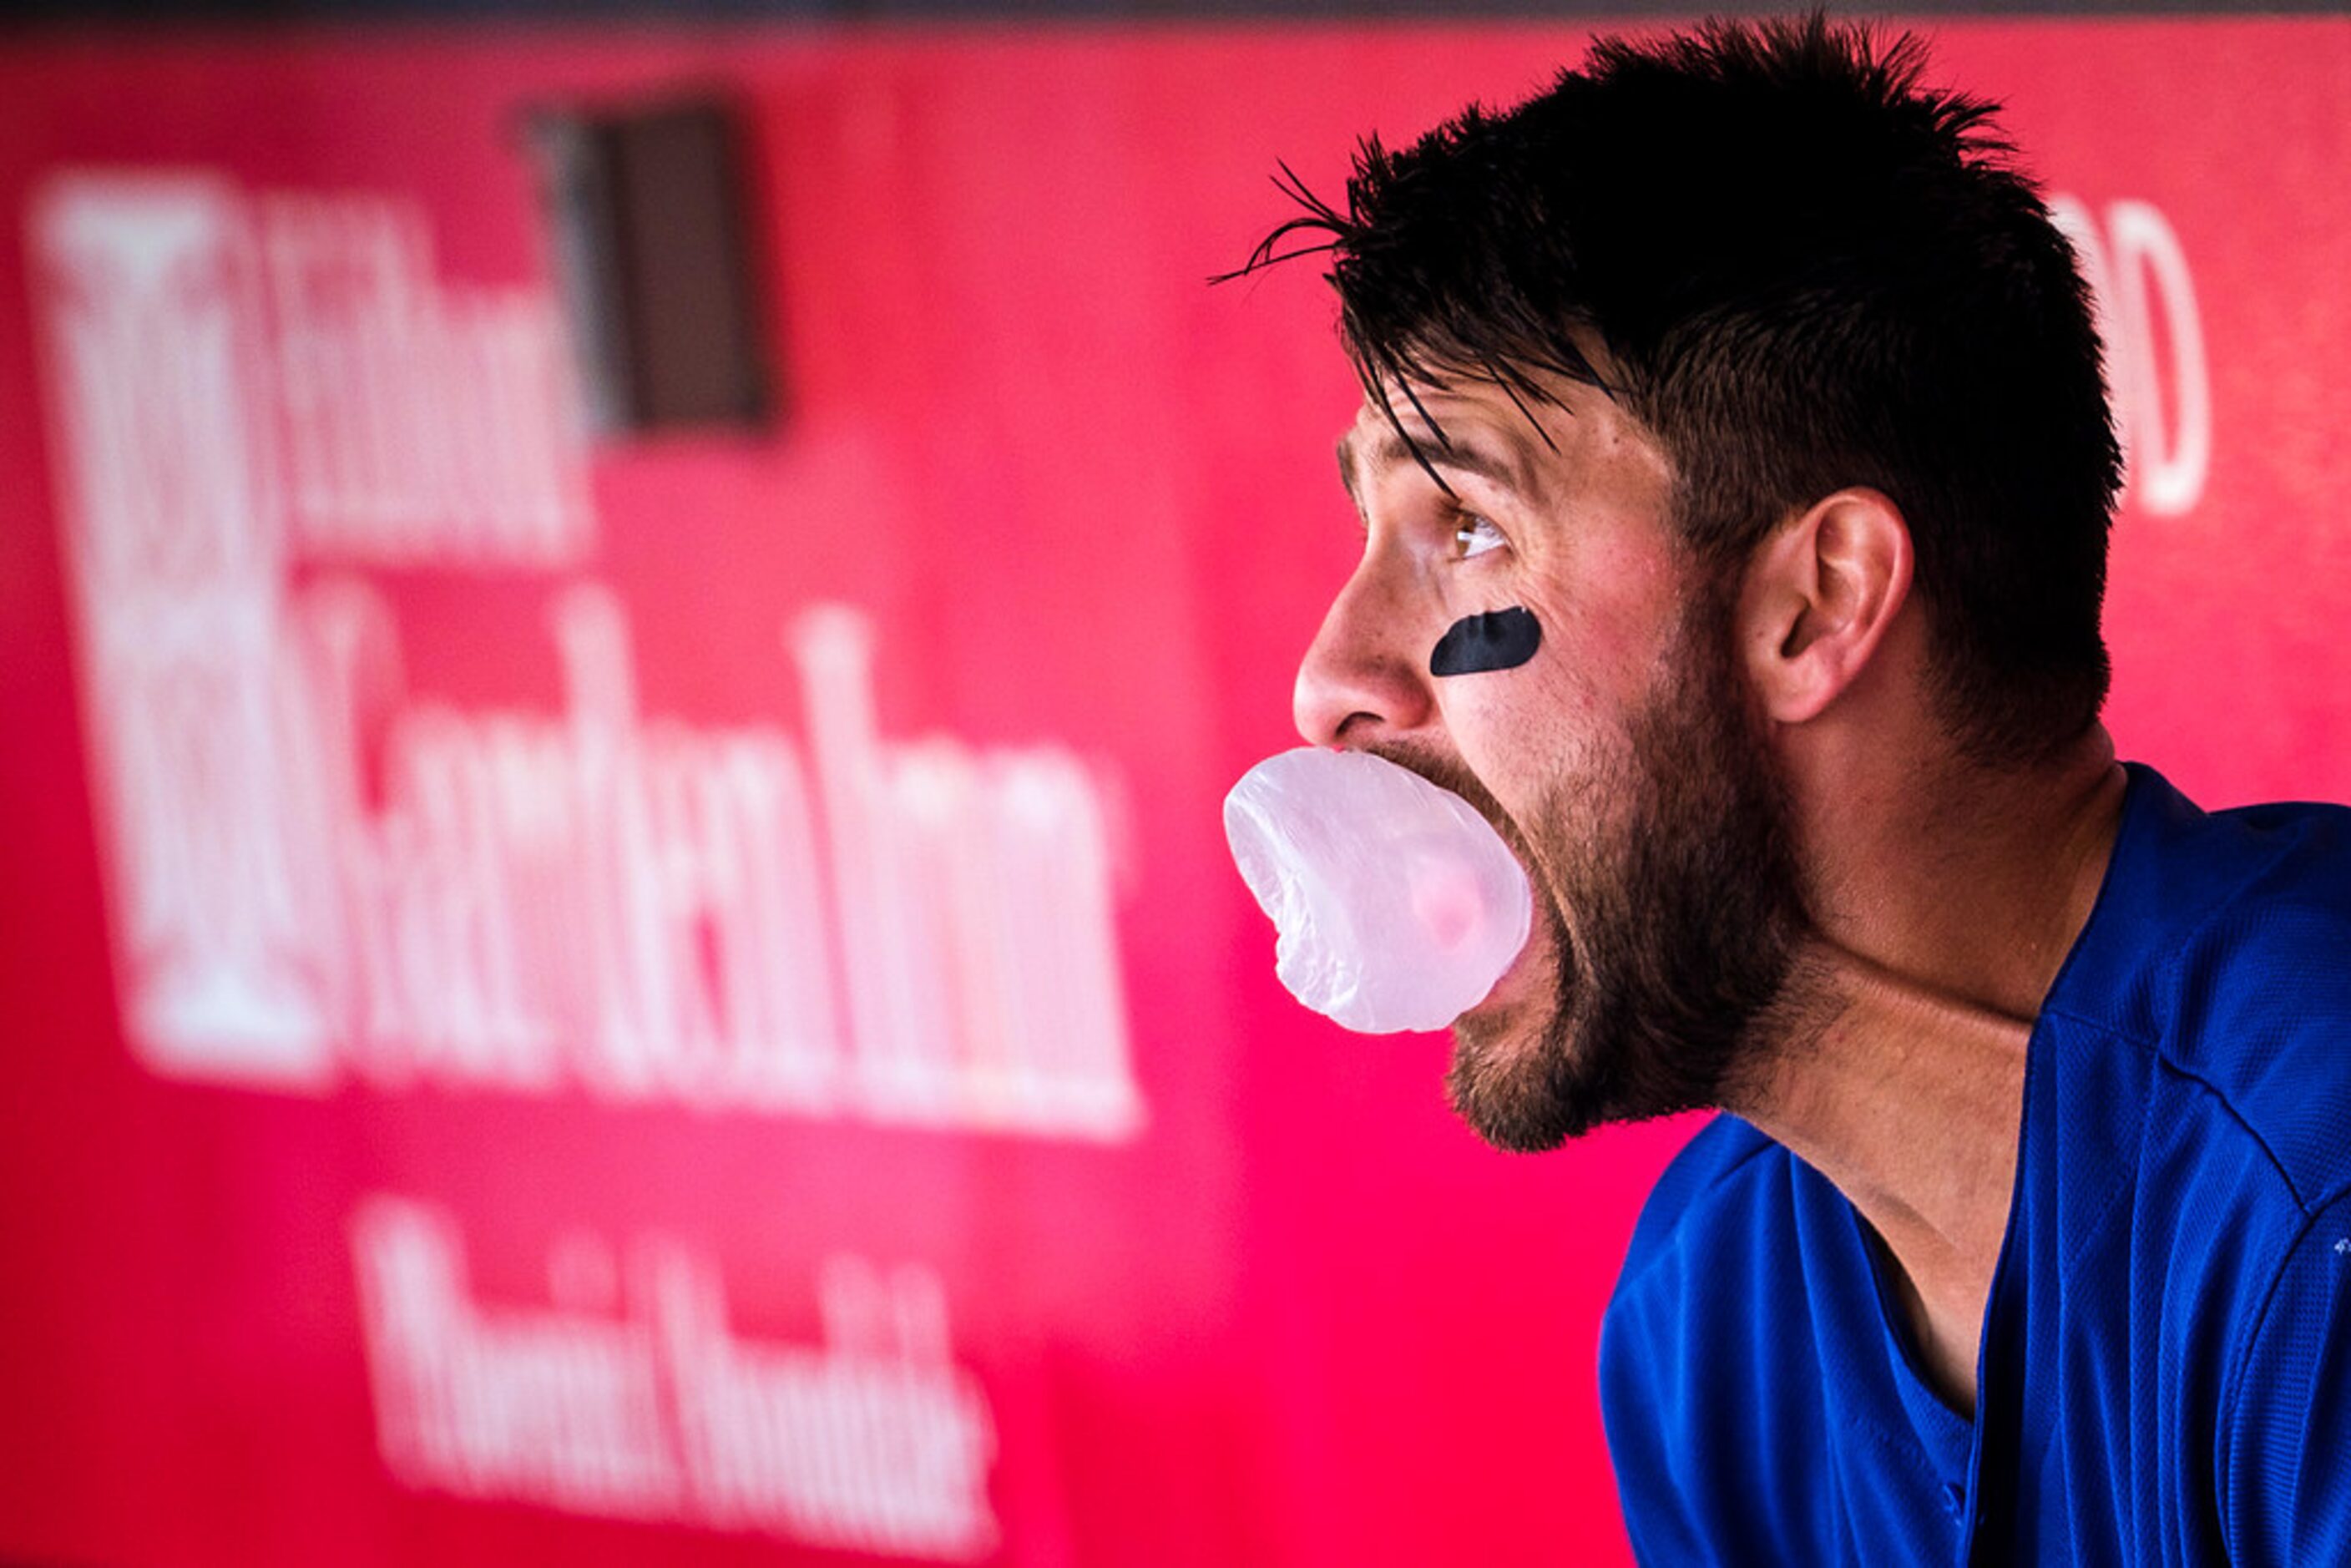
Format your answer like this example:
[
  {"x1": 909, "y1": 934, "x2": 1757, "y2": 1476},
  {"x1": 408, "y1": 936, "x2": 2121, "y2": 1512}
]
[{"x1": 1391, "y1": 591, "x2": 1813, "y2": 1153}]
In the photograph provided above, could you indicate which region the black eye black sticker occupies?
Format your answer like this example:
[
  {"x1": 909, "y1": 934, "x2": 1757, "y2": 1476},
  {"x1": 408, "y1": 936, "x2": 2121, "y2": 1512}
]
[{"x1": 1430, "y1": 607, "x2": 1542, "y2": 676}]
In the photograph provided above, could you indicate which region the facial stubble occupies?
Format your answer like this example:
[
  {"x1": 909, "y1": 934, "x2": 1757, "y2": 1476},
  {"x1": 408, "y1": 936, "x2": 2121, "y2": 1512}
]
[{"x1": 1443, "y1": 594, "x2": 1815, "y2": 1152}]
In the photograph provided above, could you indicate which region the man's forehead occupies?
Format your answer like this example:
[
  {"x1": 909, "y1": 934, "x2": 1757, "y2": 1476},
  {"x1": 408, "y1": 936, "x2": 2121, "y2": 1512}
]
[{"x1": 1336, "y1": 384, "x2": 1583, "y2": 501}]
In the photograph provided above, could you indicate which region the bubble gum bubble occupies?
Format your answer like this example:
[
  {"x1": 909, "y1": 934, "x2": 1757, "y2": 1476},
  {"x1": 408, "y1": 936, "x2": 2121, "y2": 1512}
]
[{"x1": 1223, "y1": 747, "x2": 1533, "y2": 1033}]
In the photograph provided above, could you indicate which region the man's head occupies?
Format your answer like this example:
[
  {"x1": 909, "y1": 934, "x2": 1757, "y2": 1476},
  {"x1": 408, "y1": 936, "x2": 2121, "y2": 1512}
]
[
  {"x1": 1247, "y1": 17, "x2": 2121, "y2": 1148},
  {"x1": 1253, "y1": 13, "x2": 2121, "y2": 763}
]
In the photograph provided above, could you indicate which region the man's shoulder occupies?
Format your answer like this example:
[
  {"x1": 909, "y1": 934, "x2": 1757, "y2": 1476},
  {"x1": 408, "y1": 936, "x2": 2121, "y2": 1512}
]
[
  {"x1": 2072, "y1": 768, "x2": 2351, "y2": 1009},
  {"x1": 1601, "y1": 1115, "x2": 1801, "y2": 1430},
  {"x1": 2064, "y1": 767, "x2": 2351, "y2": 1213},
  {"x1": 1599, "y1": 1117, "x2": 1858, "y2": 1560},
  {"x1": 1610, "y1": 1114, "x2": 1791, "y2": 1308},
  {"x1": 2161, "y1": 864, "x2": 2351, "y2": 1213}
]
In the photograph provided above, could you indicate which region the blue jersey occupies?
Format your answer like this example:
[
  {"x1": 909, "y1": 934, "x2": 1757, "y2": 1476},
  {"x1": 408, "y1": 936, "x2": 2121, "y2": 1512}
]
[{"x1": 1600, "y1": 765, "x2": 2351, "y2": 1565}]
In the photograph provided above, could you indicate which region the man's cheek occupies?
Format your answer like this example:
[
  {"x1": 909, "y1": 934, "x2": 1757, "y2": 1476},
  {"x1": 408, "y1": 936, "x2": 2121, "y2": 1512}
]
[{"x1": 1445, "y1": 691, "x2": 1609, "y2": 850}]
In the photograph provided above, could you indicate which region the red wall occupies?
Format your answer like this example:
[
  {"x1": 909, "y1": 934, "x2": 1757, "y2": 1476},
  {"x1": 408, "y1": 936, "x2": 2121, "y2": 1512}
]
[{"x1": 0, "y1": 20, "x2": 2345, "y2": 1567}]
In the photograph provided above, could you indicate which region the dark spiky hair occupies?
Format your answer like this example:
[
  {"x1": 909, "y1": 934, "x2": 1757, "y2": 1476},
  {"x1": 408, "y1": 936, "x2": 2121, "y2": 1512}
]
[{"x1": 1227, "y1": 13, "x2": 2122, "y2": 765}]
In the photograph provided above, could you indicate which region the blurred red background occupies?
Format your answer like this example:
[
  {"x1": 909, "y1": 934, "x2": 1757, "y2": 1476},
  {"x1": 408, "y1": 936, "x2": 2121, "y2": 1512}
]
[{"x1": 0, "y1": 18, "x2": 2345, "y2": 1566}]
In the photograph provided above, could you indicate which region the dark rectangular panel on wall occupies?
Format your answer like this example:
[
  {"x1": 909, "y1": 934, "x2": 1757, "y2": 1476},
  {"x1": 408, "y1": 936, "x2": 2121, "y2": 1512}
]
[{"x1": 531, "y1": 95, "x2": 776, "y2": 434}]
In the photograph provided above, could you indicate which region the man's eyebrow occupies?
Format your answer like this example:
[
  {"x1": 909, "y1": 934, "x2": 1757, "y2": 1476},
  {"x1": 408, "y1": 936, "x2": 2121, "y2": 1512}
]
[{"x1": 1356, "y1": 428, "x2": 1536, "y2": 502}]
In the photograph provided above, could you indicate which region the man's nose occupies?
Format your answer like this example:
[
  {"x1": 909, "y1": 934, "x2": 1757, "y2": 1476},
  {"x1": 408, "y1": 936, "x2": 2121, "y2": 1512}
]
[{"x1": 1292, "y1": 564, "x2": 1436, "y2": 747}]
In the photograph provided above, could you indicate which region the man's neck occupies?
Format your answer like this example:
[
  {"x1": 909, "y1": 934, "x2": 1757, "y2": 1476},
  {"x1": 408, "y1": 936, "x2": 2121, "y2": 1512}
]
[{"x1": 1729, "y1": 739, "x2": 2130, "y2": 1415}]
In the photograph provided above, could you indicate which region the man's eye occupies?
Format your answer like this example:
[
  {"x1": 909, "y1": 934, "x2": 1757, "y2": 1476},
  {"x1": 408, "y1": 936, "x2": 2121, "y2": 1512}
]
[{"x1": 1453, "y1": 513, "x2": 1509, "y2": 559}]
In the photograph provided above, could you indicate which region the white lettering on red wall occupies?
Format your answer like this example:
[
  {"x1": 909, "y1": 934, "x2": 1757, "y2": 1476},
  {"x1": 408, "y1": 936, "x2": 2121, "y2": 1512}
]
[
  {"x1": 265, "y1": 192, "x2": 594, "y2": 565},
  {"x1": 353, "y1": 1196, "x2": 1000, "y2": 1560},
  {"x1": 28, "y1": 165, "x2": 1145, "y2": 1142},
  {"x1": 2049, "y1": 194, "x2": 2212, "y2": 518}
]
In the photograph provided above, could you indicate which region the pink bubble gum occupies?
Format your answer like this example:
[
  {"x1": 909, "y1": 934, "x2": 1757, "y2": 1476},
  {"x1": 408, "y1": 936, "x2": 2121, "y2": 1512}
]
[{"x1": 1223, "y1": 748, "x2": 1533, "y2": 1034}]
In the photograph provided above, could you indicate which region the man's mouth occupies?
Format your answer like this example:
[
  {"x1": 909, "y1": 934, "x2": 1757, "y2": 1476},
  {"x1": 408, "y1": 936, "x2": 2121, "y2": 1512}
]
[
  {"x1": 1455, "y1": 877, "x2": 1555, "y2": 1027},
  {"x1": 1353, "y1": 742, "x2": 1553, "y2": 1030}
]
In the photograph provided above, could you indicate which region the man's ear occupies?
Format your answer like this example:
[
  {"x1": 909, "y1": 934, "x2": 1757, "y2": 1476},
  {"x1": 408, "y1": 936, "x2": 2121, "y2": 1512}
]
[{"x1": 1739, "y1": 488, "x2": 1914, "y2": 725}]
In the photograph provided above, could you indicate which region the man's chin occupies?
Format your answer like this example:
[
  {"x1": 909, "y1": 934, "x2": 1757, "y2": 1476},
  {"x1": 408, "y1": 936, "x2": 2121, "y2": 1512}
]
[
  {"x1": 1443, "y1": 1039, "x2": 1582, "y2": 1154},
  {"x1": 1443, "y1": 986, "x2": 1593, "y2": 1154}
]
